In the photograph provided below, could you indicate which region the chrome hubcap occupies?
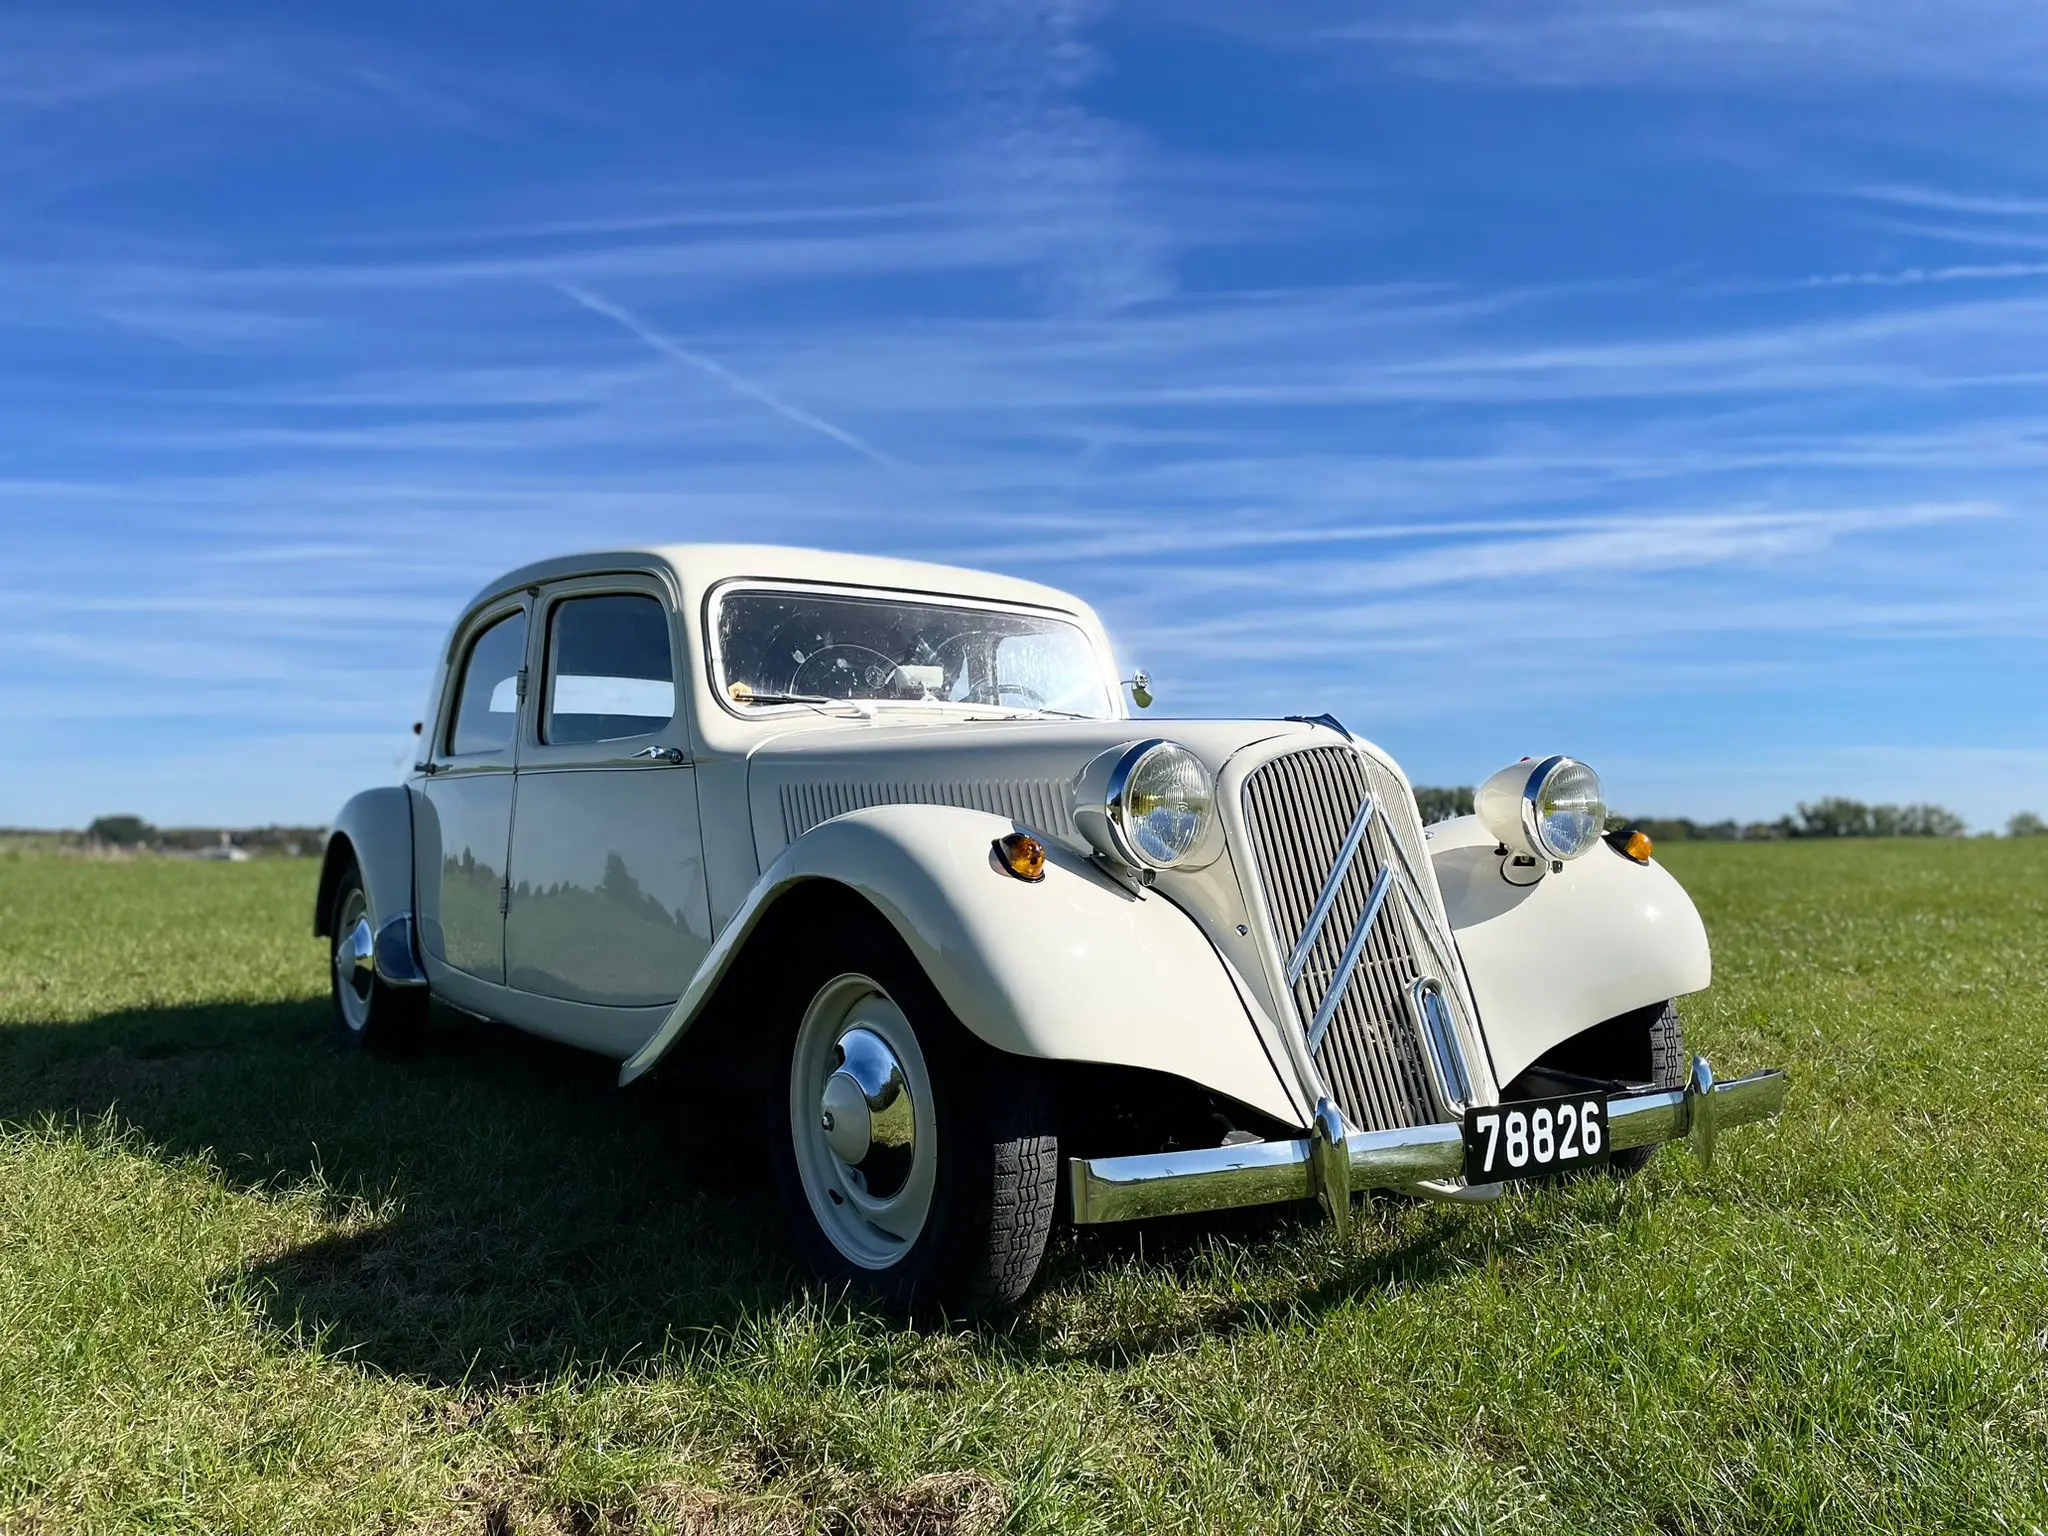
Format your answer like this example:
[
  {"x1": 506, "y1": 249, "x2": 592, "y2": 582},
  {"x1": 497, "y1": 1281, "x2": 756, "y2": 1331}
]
[
  {"x1": 789, "y1": 974, "x2": 937, "y2": 1269},
  {"x1": 819, "y1": 1026, "x2": 916, "y2": 1198},
  {"x1": 333, "y1": 889, "x2": 375, "y2": 1031}
]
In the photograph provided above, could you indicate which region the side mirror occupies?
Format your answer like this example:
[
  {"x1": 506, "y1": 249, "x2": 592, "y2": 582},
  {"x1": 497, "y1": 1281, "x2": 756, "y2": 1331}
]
[{"x1": 1126, "y1": 669, "x2": 1153, "y2": 711}]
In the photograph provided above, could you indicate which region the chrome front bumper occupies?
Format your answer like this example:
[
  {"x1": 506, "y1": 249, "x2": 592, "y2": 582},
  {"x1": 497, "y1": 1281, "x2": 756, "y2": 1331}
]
[{"x1": 1068, "y1": 1056, "x2": 1788, "y2": 1227}]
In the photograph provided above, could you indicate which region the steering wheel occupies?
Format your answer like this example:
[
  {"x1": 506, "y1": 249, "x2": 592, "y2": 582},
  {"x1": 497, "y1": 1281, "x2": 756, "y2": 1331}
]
[
  {"x1": 789, "y1": 643, "x2": 916, "y2": 699},
  {"x1": 996, "y1": 680, "x2": 1047, "y2": 708}
]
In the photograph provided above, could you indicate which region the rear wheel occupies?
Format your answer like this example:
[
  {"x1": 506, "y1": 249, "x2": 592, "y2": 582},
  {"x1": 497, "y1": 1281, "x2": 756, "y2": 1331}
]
[
  {"x1": 326, "y1": 858, "x2": 427, "y2": 1053},
  {"x1": 767, "y1": 911, "x2": 1058, "y2": 1311}
]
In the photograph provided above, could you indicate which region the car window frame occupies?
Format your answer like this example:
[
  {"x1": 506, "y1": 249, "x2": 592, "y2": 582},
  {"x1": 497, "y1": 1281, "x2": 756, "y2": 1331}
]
[
  {"x1": 520, "y1": 572, "x2": 691, "y2": 770},
  {"x1": 700, "y1": 576, "x2": 1118, "y2": 723},
  {"x1": 437, "y1": 594, "x2": 534, "y2": 765}
]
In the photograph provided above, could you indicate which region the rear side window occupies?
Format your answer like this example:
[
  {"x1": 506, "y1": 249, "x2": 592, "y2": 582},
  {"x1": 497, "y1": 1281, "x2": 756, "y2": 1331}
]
[
  {"x1": 447, "y1": 610, "x2": 527, "y2": 756},
  {"x1": 544, "y1": 593, "x2": 675, "y2": 745}
]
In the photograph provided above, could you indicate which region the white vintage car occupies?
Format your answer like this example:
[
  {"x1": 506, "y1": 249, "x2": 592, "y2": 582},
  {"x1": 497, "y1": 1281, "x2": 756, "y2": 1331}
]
[{"x1": 316, "y1": 544, "x2": 1785, "y2": 1308}]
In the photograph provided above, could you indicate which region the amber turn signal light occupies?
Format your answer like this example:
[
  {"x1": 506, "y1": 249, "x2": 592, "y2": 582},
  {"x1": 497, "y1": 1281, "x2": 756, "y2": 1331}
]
[
  {"x1": 994, "y1": 831, "x2": 1047, "y2": 882},
  {"x1": 1614, "y1": 829, "x2": 1654, "y2": 864}
]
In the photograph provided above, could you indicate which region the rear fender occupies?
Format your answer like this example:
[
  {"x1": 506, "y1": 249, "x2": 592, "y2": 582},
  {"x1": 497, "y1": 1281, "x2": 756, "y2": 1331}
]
[
  {"x1": 620, "y1": 803, "x2": 1301, "y2": 1126},
  {"x1": 313, "y1": 787, "x2": 427, "y2": 986},
  {"x1": 1429, "y1": 815, "x2": 1711, "y2": 1085}
]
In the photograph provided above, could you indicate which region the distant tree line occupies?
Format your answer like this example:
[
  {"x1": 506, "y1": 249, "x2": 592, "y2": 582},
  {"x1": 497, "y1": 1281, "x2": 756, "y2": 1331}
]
[
  {"x1": 1413, "y1": 786, "x2": 1475, "y2": 824},
  {"x1": 60, "y1": 817, "x2": 327, "y2": 857},
  {"x1": 13, "y1": 799, "x2": 2048, "y2": 854},
  {"x1": 1415, "y1": 791, "x2": 2047, "y2": 840}
]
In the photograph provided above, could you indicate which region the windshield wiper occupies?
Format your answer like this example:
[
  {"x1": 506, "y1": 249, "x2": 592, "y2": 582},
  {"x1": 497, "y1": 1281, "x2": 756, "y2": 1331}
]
[
  {"x1": 734, "y1": 690, "x2": 839, "y2": 706},
  {"x1": 731, "y1": 689, "x2": 876, "y2": 720},
  {"x1": 960, "y1": 704, "x2": 1096, "y2": 720}
]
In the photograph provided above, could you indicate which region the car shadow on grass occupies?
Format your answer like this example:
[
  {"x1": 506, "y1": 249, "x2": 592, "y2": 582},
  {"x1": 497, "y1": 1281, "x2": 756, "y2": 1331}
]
[
  {"x1": 0, "y1": 996, "x2": 808, "y2": 1382},
  {"x1": 0, "y1": 996, "x2": 1521, "y2": 1385}
]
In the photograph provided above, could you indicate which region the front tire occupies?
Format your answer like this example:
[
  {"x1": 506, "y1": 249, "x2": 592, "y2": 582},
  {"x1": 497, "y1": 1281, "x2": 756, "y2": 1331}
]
[
  {"x1": 326, "y1": 858, "x2": 427, "y2": 1053},
  {"x1": 767, "y1": 912, "x2": 1058, "y2": 1311}
]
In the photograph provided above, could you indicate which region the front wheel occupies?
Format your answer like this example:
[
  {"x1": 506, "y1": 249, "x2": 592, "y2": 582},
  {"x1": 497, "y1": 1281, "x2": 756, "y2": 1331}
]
[
  {"x1": 767, "y1": 915, "x2": 1058, "y2": 1311},
  {"x1": 1609, "y1": 999, "x2": 1687, "y2": 1177}
]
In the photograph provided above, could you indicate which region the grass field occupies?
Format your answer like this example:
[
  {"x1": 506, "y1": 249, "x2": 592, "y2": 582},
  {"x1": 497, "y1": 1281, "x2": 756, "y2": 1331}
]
[{"x1": 0, "y1": 840, "x2": 2043, "y2": 1534}]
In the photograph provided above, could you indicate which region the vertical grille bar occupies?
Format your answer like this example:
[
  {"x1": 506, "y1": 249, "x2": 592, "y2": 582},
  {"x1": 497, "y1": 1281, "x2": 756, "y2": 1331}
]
[{"x1": 1242, "y1": 745, "x2": 1475, "y2": 1133}]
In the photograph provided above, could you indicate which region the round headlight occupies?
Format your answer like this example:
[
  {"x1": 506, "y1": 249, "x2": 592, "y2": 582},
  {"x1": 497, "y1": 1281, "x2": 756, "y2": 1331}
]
[
  {"x1": 1529, "y1": 757, "x2": 1606, "y2": 859},
  {"x1": 1077, "y1": 739, "x2": 1217, "y2": 870},
  {"x1": 1476, "y1": 754, "x2": 1607, "y2": 863}
]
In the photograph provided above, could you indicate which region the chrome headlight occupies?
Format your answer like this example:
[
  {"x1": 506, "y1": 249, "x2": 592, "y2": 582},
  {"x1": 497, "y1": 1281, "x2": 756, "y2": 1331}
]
[
  {"x1": 1076, "y1": 739, "x2": 1217, "y2": 871},
  {"x1": 1476, "y1": 755, "x2": 1607, "y2": 863}
]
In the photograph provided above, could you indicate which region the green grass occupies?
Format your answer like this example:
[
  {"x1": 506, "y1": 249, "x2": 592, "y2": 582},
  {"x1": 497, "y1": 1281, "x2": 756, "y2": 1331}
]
[{"x1": 0, "y1": 841, "x2": 2044, "y2": 1534}]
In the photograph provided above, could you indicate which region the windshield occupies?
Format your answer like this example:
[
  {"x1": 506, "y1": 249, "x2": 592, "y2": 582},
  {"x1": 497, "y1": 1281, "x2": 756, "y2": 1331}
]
[{"x1": 714, "y1": 586, "x2": 1116, "y2": 718}]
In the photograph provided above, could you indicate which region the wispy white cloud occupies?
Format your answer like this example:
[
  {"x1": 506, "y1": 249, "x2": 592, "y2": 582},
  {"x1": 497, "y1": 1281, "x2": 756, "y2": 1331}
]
[
  {"x1": 556, "y1": 283, "x2": 903, "y2": 468},
  {"x1": 1796, "y1": 261, "x2": 2048, "y2": 290},
  {"x1": 1847, "y1": 184, "x2": 2048, "y2": 219},
  {"x1": 1309, "y1": 0, "x2": 2048, "y2": 90},
  {"x1": 927, "y1": 0, "x2": 1171, "y2": 313},
  {"x1": 1864, "y1": 220, "x2": 2048, "y2": 256},
  {"x1": 0, "y1": 20, "x2": 228, "y2": 113},
  {"x1": 0, "y1": 14, "x2": 591, "y2": 139}
]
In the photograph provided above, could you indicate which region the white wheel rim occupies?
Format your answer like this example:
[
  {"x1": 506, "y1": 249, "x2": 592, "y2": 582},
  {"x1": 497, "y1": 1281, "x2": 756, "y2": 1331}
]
[
  {"x1": 333, "y1": 888, "x2": 375, "y2": 1033},
  {"x1": 789, "y1": 973, "x2": 937, "y2": 1270}
]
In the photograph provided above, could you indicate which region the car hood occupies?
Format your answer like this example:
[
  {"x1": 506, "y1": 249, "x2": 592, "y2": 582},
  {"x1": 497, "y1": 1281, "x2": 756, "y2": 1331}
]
[{"x1": 744, "y1": 715, "x2": 1325, "y2": 865}]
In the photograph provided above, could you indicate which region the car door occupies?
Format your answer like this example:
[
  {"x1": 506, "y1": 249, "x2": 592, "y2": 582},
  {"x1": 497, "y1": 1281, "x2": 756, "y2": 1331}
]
[
  {"x1": 503, "y1": 575, "x2": 712, "y2": 1050},
  {"x1": 414, "y1": 596, "x2": 529, "y2": 986}
]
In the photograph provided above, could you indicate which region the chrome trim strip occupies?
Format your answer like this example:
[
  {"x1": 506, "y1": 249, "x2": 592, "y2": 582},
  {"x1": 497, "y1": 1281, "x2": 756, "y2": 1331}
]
[
  {"x1": 1309, "y1": 1096, "x2": 1352, "y2": 1234},
  {"x1": 1069, "y1": 1135, "x2": 1318, "y2": 1223},
  {"x1": 1068, "y1": 1059, "x2": 1788, "y2": 1224},
  {"x1": 1284, "y1": 791, "x2": 1375, "y2": 984},
  {"x1": 1411, "y1": 976, "x2": 1473, "y2": 1111},
  {"x1": 1303, "y1": 862, "x2": 1395, "y2": 1055}
]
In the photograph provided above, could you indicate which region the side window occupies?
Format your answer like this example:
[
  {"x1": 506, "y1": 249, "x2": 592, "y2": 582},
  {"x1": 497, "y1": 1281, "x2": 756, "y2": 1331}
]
[
  {"x1": 447, "y1": 610, "x2": 527, "y2": 756},
  {"x1": 544, "y1": 593, "x2": 675, "y2": 745}
]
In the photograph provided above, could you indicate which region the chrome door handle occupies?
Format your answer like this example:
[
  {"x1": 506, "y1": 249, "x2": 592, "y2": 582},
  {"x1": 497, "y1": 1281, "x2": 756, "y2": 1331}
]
[{"x1": 625, "y1": 745, "x2": 688, "y2": 765}]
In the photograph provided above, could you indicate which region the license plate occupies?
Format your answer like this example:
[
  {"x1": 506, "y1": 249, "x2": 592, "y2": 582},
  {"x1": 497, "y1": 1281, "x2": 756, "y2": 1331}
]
[{"x1": 1463, "y1": 1092, "x2": 1610, "y2": 1182}]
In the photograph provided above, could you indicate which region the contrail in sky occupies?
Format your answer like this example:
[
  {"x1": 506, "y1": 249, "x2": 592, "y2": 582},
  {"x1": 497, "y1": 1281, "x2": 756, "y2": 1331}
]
[{"x1": 556, "y1": 281, "x2": 900, "y2": 468}]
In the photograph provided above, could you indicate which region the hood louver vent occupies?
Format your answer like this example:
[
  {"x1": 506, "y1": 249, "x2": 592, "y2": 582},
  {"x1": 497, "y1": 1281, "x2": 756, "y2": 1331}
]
[{"x1": 781, "y1": 779, "x2": 1077, "y2": 844}]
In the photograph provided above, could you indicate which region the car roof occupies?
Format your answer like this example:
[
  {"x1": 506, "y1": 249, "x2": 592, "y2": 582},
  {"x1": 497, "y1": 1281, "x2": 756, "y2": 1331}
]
[{"x1": 464, "y1": 542, "x2": 1092, "y2": 618}]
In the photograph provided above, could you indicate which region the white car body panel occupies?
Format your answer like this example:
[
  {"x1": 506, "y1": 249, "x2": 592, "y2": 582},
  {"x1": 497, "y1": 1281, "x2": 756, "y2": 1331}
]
[
  {"x1": 1427, "y1": 813, "x2": 1713, "y2": 1086},
  {"x1": 620, "y1": 802, "x2": 1303, "y2": 1126}
]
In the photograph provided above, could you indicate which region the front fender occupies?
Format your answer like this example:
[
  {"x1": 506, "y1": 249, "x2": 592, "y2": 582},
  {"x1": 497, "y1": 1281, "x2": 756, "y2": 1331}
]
[
  {"x1": 620, "y1": 804, "x2": 1300, "y2": 1126},
  {"x1": 313, "y1": 786, "x2": 426, "y2": 985},
  {"x1": 1429, "y1": 816, "x2": 1711, "y2": 1085}
]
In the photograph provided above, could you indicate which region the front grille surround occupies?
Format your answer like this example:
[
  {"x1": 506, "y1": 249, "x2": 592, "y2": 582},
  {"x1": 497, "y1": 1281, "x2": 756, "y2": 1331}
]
[{"x1": 1239, "y1": 744, "x2": 1490, "y2": 1133}]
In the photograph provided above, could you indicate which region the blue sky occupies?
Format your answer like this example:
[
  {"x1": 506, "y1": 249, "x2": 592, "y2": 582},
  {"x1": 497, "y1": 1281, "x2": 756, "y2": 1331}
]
[{"x1": 3, "y1": 0, "x2": 2044, "y2": 830}]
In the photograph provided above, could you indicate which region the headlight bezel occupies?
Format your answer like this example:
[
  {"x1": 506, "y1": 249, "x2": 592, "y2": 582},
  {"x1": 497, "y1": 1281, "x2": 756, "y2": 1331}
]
[
  {"x1": 1477, "y1": 753, "x2": 1608, "y2": 864},
  {"x1": 1077, "y1": 738, "x2": 1220, "y2": 872}
]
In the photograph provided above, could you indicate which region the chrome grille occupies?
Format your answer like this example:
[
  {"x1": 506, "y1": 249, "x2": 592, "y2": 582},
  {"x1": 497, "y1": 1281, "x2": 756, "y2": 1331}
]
[{"x1": 1242, "y1": 745, "x2": 1483, "y2": 1132}]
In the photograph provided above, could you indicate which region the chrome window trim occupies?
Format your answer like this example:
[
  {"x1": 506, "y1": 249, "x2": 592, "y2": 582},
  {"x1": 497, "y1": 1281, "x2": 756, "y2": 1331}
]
[
  {"x1": 530, "y1": 574, "x2": 680, "y2": 752},
  {"x1": 436, "y1": 596, "x2": 532, "y2": 762}
]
